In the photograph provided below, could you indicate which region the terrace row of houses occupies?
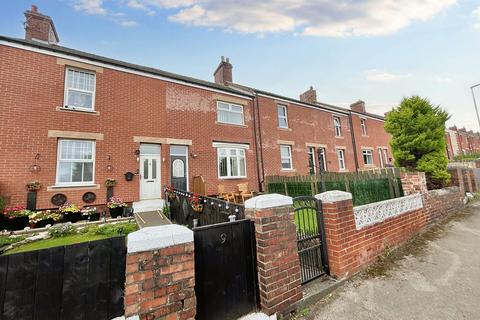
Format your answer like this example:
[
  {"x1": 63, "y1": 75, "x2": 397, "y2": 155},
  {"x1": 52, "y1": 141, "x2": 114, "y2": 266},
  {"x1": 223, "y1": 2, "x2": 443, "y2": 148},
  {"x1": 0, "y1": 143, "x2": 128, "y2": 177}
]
[
  {"x1": 0, "y1": 6, "x2": 393, "y2": 212},
  {"x1": 445, "y1": 126, "x2": 480, "y2": 159}
]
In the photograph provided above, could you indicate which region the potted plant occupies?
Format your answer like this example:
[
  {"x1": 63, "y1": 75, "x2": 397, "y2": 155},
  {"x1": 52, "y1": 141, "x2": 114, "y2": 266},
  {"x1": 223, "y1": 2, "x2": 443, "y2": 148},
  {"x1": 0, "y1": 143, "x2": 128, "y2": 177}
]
[
  {"x1": 81, "y1": 207, "x2": 100, "y2": 221},
  {"x1": 165, "y1": 186, "x2": 176, "y2": 201},
  {"x1": 29, "y1": 210, "x2": 61, "y2": 228},
  {"x1": 105, "y1": 179, "x2": 117, "y2": 187},
  {"x1": 189, "y1": 193, "x2": 203, "y2": 213},
  {"x1": 3, "y1": 205, "x2": 32, "y2": 230},
  {"x1": 25, "y1": 181, "x2": 41, "y2": 192},
  {"x1": 107, "y1": 197, "x2": 127, "y2": 218},
  {"x1": 59, "y1": 202, "x2": 81, "y2": 223}
]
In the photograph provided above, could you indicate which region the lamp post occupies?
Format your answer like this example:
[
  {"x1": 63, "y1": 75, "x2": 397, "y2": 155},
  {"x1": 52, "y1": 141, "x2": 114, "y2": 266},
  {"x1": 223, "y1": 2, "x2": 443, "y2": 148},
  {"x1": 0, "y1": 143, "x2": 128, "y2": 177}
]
[{"x1": 470, "y1": 83, "x2": 480, "y2": 131}]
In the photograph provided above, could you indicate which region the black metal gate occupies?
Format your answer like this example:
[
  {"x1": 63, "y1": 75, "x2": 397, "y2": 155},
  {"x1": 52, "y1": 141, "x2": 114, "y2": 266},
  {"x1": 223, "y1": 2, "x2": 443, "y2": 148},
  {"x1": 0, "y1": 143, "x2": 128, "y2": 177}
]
[
  {"x1": 293, "y1": 196, "x2": 329, "y2": 284},
  {"x1": 194, "y1": 220, "x2": 258, "y2": 320}
]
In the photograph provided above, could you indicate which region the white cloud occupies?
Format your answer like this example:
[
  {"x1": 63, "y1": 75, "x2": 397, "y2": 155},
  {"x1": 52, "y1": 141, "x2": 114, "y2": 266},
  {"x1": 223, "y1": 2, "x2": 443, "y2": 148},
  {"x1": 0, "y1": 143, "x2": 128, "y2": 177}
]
[
  {"x1": 120, "y1": 20, "x2": 138, "y2": 27},
  {"x1": 167, "y1": 0, "x2": 456, "y2": 37},
  {"x1": 472, "y1": 6, "x2": 480, "y2": 30},
  {"x1": 73, "y1": 0, "x2": 456, "y2": 37},
  {"x1": 366, "y1": 70, "x2": 412, "y2": 82},
  {"x1": 74, "y1": 0, "x2": 107, "y2": 15}
]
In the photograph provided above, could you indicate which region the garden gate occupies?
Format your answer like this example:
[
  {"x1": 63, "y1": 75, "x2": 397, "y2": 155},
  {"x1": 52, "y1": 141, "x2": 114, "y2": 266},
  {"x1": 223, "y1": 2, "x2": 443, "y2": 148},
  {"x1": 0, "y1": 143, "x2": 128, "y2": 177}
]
[
  {"x1": 194, "y1": 220, "x2": 258, "y2": 320},
  {"x1": 293, "y1": 196, "x2": 329, "y2": 284}
]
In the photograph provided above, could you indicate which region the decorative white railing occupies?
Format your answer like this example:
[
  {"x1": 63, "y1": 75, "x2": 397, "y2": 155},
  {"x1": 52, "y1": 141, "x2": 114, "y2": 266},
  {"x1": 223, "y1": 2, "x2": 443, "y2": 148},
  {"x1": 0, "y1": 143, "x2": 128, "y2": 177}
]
[{"x1": 353, "y1": 194, "x2": 423, "y2": 230}]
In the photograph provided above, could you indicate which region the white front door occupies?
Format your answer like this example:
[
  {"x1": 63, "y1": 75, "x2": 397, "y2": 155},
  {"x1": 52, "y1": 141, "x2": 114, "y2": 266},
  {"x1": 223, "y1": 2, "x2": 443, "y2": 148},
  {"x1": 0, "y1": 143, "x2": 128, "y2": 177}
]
[{"x1": 139, "y1": 144, "x2": 161, "y2": 200}]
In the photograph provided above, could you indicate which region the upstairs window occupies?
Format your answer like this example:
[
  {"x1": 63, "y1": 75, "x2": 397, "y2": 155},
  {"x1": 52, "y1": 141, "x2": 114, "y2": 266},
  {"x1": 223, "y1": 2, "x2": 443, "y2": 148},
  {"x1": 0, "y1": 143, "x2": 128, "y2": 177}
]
[
  {"x1": 362, "y1": 149, "x2": 373, "y2": 165},
  {"x1": 64, "y1": 68, "x2": 96, "y2": 111},
  {"x1": 280, "y1": 145, "x2": 293, "y2": 170},
  {"x1": 277, "y1": 105, "x2": 289, "y2": 128},
  {"x1": 217, "y1": 101, "x2": 244, "y2": 125},
  {"x1": 360, "y1": 119, "x2": 367, "y2": 136},
  {"x1": 333, "y1": 116, "x2": 342, "y2": 137},
  {"x1": 56, "y1": 139, "x2": 95, "y2": 185}
]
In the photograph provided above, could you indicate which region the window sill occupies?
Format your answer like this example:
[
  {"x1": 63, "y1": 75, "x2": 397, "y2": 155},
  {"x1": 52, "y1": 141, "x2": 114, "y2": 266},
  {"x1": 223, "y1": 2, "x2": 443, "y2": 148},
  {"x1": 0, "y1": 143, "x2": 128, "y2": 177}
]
[
  {"x1": 218, "y1": 177, "x2": 248, "y2": 180},
  {"x1": 278, "y1": 127, "x2": 292, "y2": 131},
  {"x1": 215, "y1": 121, "x2": 247, "y2": 128},
  {"x1": 56, "y1": 106, "x2": 100, "y2": 116},
  {"x1": 47, "y1": 184, "x2": 100, "y2": 192},
  {"x1": 335, "y1": 136, "x2": 344, "y2": 139},
  {"x1": 281, "y1": 169, "x2": 296, "y2": 172}
]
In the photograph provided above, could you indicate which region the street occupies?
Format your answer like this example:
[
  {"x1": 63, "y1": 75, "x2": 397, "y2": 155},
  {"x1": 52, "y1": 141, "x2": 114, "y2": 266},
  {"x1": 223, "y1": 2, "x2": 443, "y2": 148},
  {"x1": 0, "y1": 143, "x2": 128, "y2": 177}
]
[{"x1": 304, "y1": 202, "x2": 480, "y2": 320}]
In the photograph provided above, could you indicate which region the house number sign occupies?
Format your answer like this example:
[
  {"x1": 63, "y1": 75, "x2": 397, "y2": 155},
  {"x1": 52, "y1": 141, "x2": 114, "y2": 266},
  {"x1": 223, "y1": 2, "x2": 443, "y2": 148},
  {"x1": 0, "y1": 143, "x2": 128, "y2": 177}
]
[{"x1": 220, "y1": 233, "x2": 227, "y2": 244}]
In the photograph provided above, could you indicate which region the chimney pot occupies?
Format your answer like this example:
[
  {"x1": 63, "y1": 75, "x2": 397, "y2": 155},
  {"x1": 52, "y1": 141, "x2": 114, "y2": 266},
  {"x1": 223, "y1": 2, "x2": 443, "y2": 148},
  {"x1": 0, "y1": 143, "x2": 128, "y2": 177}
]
[
  {"x1": 214, "y1": 56, "x2": 233, "y2": 85},
  {"x1": 350, "y1": 100, "x2": 366, "y2": 113},
  {"x1": 299, "y1": 86, "x2": 317, "y2": 104},
  {"x1": 24, "y1": 5, "x2": 59, "y2": 44}
]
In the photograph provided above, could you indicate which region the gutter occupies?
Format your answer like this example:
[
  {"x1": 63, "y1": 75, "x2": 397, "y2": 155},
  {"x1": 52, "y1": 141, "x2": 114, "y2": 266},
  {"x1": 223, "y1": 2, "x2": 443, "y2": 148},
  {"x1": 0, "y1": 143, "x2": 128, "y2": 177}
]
[{"x1": 348, "y1": 111, "x2": 360, "y2": 172}]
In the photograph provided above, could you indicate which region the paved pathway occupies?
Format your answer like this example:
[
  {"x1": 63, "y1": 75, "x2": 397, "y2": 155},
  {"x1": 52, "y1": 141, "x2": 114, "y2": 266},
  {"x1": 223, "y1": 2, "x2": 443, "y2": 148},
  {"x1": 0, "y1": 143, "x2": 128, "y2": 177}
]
[
  {"x1": 134, "y1": 210, "x2": 171, "y2": 228},
  {"x1": 304, "y1": 202, "x2": 480, "y2": 320}
]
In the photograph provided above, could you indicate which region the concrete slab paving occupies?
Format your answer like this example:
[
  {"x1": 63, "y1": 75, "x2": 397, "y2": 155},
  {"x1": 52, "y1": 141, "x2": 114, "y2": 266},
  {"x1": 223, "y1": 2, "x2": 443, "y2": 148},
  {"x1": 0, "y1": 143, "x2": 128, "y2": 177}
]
[
  {"x1": 134, "y1": 210, "x2": 171, "y2": 229},
  {"x1": 300, "y1": 202, "x2": 480, "y2": 320}
]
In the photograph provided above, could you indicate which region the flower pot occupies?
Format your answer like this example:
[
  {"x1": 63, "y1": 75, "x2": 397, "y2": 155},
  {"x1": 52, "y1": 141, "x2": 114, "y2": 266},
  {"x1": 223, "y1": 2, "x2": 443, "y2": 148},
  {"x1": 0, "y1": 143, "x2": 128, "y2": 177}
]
[
  {"x1": 87, "y1": 212, "x2": 100, "y2": 221},
  {"x1": 35, "y1": 218, "x2": 55, "y2": 228},
  {"x1": 191, "y1": 204, "x2": 203, "y2": 213},
  {"x1": 167, "y1": 193, "x2": 176, "y2": 201},
  {"x1": 7, "y1": 216, "x2": 29, "y2": 231},
  {"x1": 63, "y1": 212, "x2": 81, "y2": 223},
  {"x1": 109, "y1": 207, "x2": 124, "y2": 218}
]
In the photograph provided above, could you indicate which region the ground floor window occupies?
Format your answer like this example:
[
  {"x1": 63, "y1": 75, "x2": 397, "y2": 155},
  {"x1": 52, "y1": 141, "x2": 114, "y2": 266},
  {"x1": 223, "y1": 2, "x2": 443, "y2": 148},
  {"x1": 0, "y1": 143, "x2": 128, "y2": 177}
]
[
  {"x1": 307, "y1": 147, "x2": 316, "y2": 174},
  {"x1": 362, "y1": 149, "x2": 374, "y2": 165},
  {"x1": 218, "y1": 147, "x2": 246, "y2": 178},
  {"x1": 56, "y1": 139, "x2": 95, "y2": 185},
  {"x1": 317, "y1": 147, "x2": 327, "y2": 172},
  {"x1": 337, "y1": 149, "x2": 346, "y2": 170},
  {"x1": 280, "y1": 145, "x2": 293, "y2": 170}
]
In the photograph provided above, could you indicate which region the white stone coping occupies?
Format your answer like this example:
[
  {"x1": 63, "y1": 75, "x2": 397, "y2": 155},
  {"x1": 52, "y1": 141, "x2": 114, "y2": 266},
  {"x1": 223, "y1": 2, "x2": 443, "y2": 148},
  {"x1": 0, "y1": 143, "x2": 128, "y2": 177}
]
[
  {"x1": 315, "y1": 190, "x2": 352, "y2": 203},
  {"x1": 245, "y1": 194, "x2": 293, "y2": 209},
  {"x1": 353, "y1": 194, "x2": 424, "y2": 230},
  {"x1": 127, "y1": 224, "x2": 193, "y2": 253}
]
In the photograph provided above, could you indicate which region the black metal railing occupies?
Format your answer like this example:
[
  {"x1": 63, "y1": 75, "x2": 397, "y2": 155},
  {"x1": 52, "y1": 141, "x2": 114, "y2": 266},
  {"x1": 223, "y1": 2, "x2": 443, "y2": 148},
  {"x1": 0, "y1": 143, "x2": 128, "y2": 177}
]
[{"x1": 165, "y1": 187, "x2": 245, "y2": 229}]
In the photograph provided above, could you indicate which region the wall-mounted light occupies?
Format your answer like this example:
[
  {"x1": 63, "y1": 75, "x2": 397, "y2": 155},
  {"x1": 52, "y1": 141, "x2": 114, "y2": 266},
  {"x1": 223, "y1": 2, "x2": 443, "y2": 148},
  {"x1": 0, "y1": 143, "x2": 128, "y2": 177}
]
[
  {"x1": 134, "y1": 149, "x2": 140, "y2": 162},
  {"x1": 106, "y1": 164, "x2": 114, "y2": 172},
  {"x1": 190, "y1": 152, "x2": 198, "y2": 159},
  {"x1": 29, "y1": 153, "x2": 41, "y2": 173}
]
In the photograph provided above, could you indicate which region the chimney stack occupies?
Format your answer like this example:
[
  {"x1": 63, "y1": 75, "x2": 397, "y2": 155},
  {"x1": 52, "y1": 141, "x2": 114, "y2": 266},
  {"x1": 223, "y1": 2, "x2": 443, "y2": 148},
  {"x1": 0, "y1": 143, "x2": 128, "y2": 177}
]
[
  {"x1": 24, "y1": 5, "x2": 59, "y2": 44},
  {"x1": 299, "y1": 86, "x2": 317, "y2": 104},
  {"x1": 214, "y1": 56, "x2": 233, "y2": 85},
  {"x1": 350, "y1": 100, "x2": 366, "y2": 113}
]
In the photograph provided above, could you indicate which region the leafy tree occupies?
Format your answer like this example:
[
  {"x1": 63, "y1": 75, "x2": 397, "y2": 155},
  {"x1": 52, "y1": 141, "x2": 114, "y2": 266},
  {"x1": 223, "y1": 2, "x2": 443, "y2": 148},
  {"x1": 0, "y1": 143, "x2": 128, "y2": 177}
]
[{"x1": 385, "y1": 96, "x2": 450, "y2": 189}]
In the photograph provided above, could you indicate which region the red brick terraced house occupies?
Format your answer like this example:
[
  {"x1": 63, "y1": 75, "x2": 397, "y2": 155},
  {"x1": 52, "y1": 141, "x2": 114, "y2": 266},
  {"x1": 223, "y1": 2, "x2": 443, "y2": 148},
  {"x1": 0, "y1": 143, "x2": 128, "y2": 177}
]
[
  {"x1": 445, "y1": 125, "x2": 480, "y2": 159},
  {"x1": 0, "y1": 6, "x2": 393, "y2": 213}
]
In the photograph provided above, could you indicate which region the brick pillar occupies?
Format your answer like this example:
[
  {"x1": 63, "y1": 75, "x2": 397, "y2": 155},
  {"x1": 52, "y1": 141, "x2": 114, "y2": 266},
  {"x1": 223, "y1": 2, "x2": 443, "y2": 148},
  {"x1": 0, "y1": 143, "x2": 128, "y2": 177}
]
[
  {"x1": 245, "y1": 194, "x2": 302, "y2": 316},
  {"x1": 315, "y1": 191, "x2": 356, "y2": 279},
  {"x1": 400, "y1": 171, "x2": 427, "y2": 195},
  {"x1": 125, "y1": 225, "x2": 196, "y2": 320}
]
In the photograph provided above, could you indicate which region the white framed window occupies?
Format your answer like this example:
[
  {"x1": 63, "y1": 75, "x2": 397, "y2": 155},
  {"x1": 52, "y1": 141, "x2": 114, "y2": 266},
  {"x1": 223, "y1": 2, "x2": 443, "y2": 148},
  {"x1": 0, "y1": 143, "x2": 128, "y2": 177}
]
[
  {"x1": 360, "y1": 119, "x2": 367, "y2": 136},
  {"x1": 337, "y1": 149, "x2": 346, "y2": 170},
  {"x1": 280, "y1": 145, "x2": 293, "y2": 170},
  {"x1": 64, "y1": 68, "x2": 96, "y2": 111},
  {"x1": 333, "y1": 116, "x2": 342, "y2": 137},
  {"x1": 378, "y1": 148, "x2": 384, "y2": 168},
  {"x1": 318, "y1": 147, "x2": 327, "y2": 172},
  {"x1": 362, "y1": 149, "x2": 373, "y2": 165},
  {"x1": 217, "y1": 147, "x2": 246, "y2": 178},
  {"x1": 277, "y1": 105, "x2": 288, "y2": 128},
  {"x1": 217, "y1": 101, "x2": 244, "y2": 125},
  {"x1": 307, "y1": 147, "x2": 316, "y2": 174},
  {"x1": 56, "y1": 139, "x2": 95, "y2": 185}
]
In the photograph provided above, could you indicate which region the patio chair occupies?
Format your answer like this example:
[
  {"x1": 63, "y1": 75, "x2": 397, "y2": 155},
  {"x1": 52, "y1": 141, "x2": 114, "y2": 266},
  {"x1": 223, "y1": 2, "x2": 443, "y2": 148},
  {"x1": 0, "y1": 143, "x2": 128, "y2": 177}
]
[
  {"x1": 218, "y1": 185, "x2": 236, "y2": 203},
  {"x1": 237, "y1": 183, "x2": 253, "y2": 203}
]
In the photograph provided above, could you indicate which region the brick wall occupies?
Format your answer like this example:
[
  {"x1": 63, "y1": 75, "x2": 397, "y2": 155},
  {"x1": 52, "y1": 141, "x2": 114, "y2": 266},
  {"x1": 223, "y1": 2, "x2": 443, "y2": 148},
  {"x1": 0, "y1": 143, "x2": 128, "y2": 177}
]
[
  {"x1": 245, "y1": 194, "x2": 302, "y2": 316},
  {"x1": 125, "y1": 225, "x2": 196, "y2": 320},
  {"x1": 0, "y1": 44, "x2": 257, "y2": 208},
  {"x1": 319, "y1": 170, "x2": 466, "y2": 279}
]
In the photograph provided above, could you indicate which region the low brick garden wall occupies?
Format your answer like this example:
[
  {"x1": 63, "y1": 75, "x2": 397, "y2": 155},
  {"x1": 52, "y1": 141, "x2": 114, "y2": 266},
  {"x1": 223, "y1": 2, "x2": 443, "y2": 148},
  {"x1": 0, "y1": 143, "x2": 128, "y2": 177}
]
[{"x1": 319, "y1": 171, "x2": 467, "y2": 279}]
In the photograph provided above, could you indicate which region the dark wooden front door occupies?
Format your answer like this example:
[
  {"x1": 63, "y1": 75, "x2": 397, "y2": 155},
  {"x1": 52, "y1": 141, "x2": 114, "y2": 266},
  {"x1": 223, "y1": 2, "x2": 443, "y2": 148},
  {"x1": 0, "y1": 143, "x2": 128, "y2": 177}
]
[
  {"x1": 170, "y1": 155, "x2": 187, "y2": 191},
  {"x1": 194, "y1": 220, "x2": 258, "y2": 320}
]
